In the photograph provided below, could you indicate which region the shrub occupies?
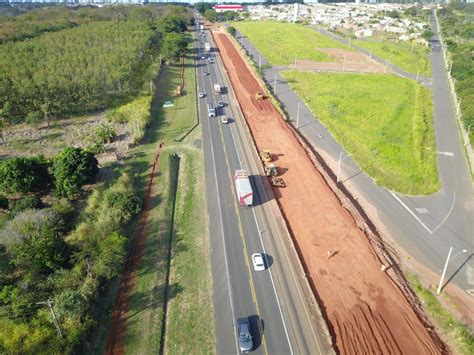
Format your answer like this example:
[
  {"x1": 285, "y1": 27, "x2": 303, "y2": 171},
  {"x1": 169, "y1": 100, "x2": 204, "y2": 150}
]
[
  {"x1": 0, "y1": 157, "x2": 51, "y2": 195},
  {"x1": 0, "y1": 195, "x2": 8, "y2": 210},
  {"x1": 95, "y1": 123, "x2": 116, "y2": 144},
  {"x1": 9, "y1": 196, "x2": 43, "y2": 216},
  {"x1": 53, "y1": 147, "x2": 99, "y2": 199}
]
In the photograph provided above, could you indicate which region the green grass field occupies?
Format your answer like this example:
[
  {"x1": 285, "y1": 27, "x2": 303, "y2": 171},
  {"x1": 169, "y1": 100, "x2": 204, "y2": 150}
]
[
  {"x1": 282, "y1": 71, "x2": 439, "y2": 194},
  {"x1": 354, "y1": 37, "x2": 432, "y2": 76},
  {"x1": 85, "y1": 40, "x2": 215, "y2": 354},
  {"x1": 233, "y1": 21, "x2": 352, "y2": 66}
]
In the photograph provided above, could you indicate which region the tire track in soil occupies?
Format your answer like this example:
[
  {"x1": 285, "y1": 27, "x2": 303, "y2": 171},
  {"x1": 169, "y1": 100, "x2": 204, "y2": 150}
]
[{"x1": 105, "y1": 142, "x2": 164, "y2": 355}]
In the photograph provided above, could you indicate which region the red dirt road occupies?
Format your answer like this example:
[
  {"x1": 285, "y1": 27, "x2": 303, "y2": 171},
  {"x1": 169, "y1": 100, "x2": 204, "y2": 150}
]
[{"x1": 213, "y1": 31, "x2": 446, "y2": 354}]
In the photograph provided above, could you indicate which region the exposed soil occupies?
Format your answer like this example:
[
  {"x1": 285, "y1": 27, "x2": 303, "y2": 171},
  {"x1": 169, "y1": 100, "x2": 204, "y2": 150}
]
[
  {"x1": 213, "y1": 30, "x2": 446, "y2": 354},
  {"x1": 105, "y1": 142, "x2": 164, "y2": 355},
  {"x1": 290, "y1": 48, "x2": 387, "y2": 74}
]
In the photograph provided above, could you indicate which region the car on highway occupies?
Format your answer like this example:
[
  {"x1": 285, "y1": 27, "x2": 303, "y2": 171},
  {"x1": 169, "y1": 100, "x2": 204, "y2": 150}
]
[
  {"x1": 251, "y1": 253, "x2": 265, "y2": 271},
  {"x1": 218, "y1": 100, "x2": 224, "y2": 107},
  {"x1": 201, "y1": 55, "x2": 206, "y2": 60},
  {"x1": 204, "y1": 71, "x2": 210, "y2": 76},
  {"x1": 209, "y1": 58, "x2": 215, "y2": 63},
  {"x1": 198, "y1": 92, "x2": 205, "y2": 98},
  {"x1": 221, "y1": 115, "x2": 228, "y2": 124},
  {"x1": 237, "y1": 318, "x2": 253, "y2": 353}
]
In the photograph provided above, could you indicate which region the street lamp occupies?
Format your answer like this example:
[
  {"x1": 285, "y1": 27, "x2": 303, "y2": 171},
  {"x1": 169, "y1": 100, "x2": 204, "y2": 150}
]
[
  {"x1": 436, "y1": 246, "x2": 468, "y2": 294},
  {"x1": 336, "y1": 151, "x2": 352, "y2": 183}
]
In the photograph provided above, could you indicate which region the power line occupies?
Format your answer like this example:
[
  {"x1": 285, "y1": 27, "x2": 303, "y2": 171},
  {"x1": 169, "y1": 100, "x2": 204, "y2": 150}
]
[{"x1": 37, "y1": 300, "x2": 62, "y2": 339}]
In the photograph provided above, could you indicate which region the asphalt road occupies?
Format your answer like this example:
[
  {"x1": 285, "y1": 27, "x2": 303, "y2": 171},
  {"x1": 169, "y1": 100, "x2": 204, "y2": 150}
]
[
  {"x1": 194, "y1": 27, "x2": 332, "y2": 354},
  {"x1": 234, "y1": 13, "x2": 473, "y2": 294}
]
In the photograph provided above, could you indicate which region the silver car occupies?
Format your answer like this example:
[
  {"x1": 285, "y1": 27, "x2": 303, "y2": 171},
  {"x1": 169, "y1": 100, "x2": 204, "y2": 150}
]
[{"x1": 237, "y1": 318, "x2": 253, "y2": 353}]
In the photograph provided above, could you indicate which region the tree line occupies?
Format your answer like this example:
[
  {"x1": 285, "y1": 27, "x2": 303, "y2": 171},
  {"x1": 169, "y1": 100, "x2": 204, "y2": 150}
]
[{"x1": 0, "y1": 5, "x2": 192, "y2": 128}]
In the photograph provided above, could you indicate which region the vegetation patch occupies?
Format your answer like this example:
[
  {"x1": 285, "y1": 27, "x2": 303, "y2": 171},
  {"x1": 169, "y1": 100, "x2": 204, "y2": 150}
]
[
  {"x1": 353, "y1": 37, "x2": 432, "y2": 76},
  {"x1": 438, "y1": 2, "x2": 474, "y2": 145},
  {"x1": 232, "y1": 21, "x2": 352, "y2": 66},
  {"x1": 405, "y1": 272, "x2": 474, "y2": 355},
  {"x1": 281, "y1": 71, "x2": 439, "y2": 194}
]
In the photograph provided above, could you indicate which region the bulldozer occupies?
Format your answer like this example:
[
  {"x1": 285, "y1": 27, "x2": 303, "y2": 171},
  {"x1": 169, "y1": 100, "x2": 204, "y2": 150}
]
[
  {"x1": 264, "y1": 162, "x2": 285, "y2": 187},
  {"x1": 255, "y1": 92, "x2": 265, "y2": 100},
  {"x1": 260, "y1": 149, "x2": 271, "y2": 163}
]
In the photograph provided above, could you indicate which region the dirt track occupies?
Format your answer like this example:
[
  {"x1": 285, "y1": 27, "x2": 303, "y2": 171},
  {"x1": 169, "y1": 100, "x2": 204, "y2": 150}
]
[{"x1": 213, "y1": 31, "x2": 446, "y2": 354}]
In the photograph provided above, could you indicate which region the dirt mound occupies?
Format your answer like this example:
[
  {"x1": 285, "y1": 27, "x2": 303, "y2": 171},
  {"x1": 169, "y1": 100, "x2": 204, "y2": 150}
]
[{"x1": 213, "y1": 31, "x2": 446, "y2": 354}]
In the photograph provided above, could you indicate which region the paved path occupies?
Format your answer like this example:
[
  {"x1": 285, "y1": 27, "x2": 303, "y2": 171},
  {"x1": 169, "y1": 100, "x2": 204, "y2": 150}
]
[{"x1": 234, "y1": 15, "x2": 473, "y2": 296}]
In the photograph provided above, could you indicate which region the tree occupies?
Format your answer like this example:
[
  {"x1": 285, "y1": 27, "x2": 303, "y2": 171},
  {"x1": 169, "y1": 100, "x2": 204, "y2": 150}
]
[
  {"x1": 422, "y1": 29, "x2": 434, "y2": 42},
  {"x1": 9, "y1": 196, "x2": 43, "y2": 217},
  {"x1": 0, "y1": 157, "x2": 50, "y2": 195},
  {"x1": 158, "y1": 13, "x2": 188, "y2": 33},
  {"x1": 227, "y1": 26, "x2": 237, "y2": 37},
  {"x1": 195, "y1": 2, "x2": 213, "y2": 15},
  {"x1": 0, "y1": 209, "x2": 69, "y2": 277},
  {"x1": 53, "y1": 147, "x2": 98, "y2": 199},
  {"x1": 203, "y1": 9, "x2": 217, "y2": 23},
  {"x1": 0, "y1": 194, "x2": 8, "y2": 210},
  {"x1": 161, "y1": 32, "x2": 189, "y2": 62}
]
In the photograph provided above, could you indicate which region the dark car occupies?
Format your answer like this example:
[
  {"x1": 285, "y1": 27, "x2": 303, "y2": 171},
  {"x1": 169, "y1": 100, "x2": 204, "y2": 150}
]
[{"x1": 237, "y1": 318, "x2": 253, "y2": 353}]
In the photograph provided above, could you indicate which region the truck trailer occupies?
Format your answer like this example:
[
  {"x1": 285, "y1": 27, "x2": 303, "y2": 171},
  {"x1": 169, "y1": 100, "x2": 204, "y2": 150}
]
[
  {"x1": 213, "y1": 84, "x2": 221, "y2": 94},
  {"x1": 234, "y1": 170, "x2": 253, "y2": 206},
  {"x1": 205, "y1": 42, "x2": 211, "y2": 52}
]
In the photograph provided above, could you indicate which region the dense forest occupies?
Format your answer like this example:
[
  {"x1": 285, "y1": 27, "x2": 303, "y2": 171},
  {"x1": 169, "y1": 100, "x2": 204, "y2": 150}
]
[
  {"x1": 0, "y1": 4, "x2": 192, "y2": 353},
  {"x1": 439, "y1": 1, "x2": 474, "y2": 144},
  {"x1": 0, "y1": 5, "x2": 192, "y2": 126}
]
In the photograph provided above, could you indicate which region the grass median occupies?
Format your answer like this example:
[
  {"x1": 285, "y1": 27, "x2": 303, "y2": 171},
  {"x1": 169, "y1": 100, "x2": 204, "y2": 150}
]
[
  {"x1": 282, "y1": 71, "x2": 439, "y2": 195},
  {"x1": 233, "y1": 21, "x2": 352, "y2": 66}
]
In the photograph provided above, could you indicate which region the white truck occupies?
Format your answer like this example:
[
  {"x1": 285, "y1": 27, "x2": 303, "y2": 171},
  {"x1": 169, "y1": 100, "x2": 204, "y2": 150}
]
[
  {"x1": 234, "y1": 170, "x2": 253, "y2": 206},
  {"x1": 213, "y1": 83, "x2": 221, "y2": 94},
  {"x1": 205, "y1": 42, "x2": 211, "y2": 52}
]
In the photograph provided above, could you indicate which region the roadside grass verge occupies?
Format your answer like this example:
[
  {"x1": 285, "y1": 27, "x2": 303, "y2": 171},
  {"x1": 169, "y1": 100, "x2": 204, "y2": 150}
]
[
  {"x1": 232, "y1": 21, "x2": 352, "y2": 66},
  {"x1": 123, "y1": 42, "x2": 215, "y2": 354},
  {"x1": 353, "y1": 38, "x2": 432, "y2": 76},
  {"x1": 405, "y1": 272, "x2": 474, "y2": 355},
  {"x1": 281, "y1": 71, "x2": 439, "y2": 194}
]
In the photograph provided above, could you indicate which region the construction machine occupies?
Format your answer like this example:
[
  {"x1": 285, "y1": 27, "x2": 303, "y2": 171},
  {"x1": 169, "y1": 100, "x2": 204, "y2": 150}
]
[
  {"x1": 259, "y1": 149, "x2": 271, "y2": 163},
  {"x1": 255, "y1": 92, "x2": 265, "y2": 100},
  {"x1": 264, "y1": 163, "x2": 277, "y2": 177}
]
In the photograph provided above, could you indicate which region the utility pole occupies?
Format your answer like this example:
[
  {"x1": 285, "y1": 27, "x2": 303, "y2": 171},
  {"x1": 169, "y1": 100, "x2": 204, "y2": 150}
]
[
  {"x1": 37, "y1": 300, "x2": 62, "y2": 339},
  {"x1": 259, "y1": 54, "x2": 261, "y2": 70},
  {"x1": 336, "y1": 151, "x2": 352, "y2": 183},
  {"x1": 343, "y1": 55, "x2": 346, "y2": 73},
  {"x1": 296, "y1": 101, "x2": 301, "y2": 128},
  {"x1": 294, "y1": 53, "x2": 297, "y2": 67},
  {"x1": 416, "y1": 70, "x2": 420, "y2": 82},
  {"x1": 437, "y1": 247, "x2": 467, "y2": 294},
  {"x1": 387, "y1": 56, "x2": 391, "y2": 69},
  {"x1": 273, "y1": 74, "x2": 277, "y2": 94}
]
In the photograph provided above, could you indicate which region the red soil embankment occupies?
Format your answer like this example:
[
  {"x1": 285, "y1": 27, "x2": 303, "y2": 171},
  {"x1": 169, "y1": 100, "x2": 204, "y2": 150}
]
[{"x1": 213, "y1": 31, "x2": 446, "y2": 354}]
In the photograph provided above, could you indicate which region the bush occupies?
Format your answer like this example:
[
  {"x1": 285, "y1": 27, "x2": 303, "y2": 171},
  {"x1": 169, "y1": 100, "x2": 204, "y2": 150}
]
[
  {"x1": 0, "y1": 195, "x2": 8, "y2": 210},
  {"x1": 9, "y1": 196, "x2": 43, "y2": 216},
  {"x1": 95, "y1": 123, "x2": 116, "y2": 144},
  {"x1": 0, "y1": 157, "x2": 51, "y2": 195},
  {"x1": 53, "y1": 147, "x2": 99, "y2": 199},
  {"x1": 107, "y1": 96, "x2": 152, "y2": 145}
]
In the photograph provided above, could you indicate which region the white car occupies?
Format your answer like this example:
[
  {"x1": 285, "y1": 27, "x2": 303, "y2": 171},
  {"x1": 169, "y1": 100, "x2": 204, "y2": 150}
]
[
  {"x1": 198, "y1": 92, "x2": 205, "y2": 98},
  {"x1": 251, "y1": 253, "x2": 265, "y2": 271},
  {"x1": 221, "y1": 115, "x2": 228, "y2": 124}
]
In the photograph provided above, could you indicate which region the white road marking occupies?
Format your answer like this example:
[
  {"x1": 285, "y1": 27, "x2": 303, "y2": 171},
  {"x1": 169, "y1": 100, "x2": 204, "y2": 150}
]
[
  {"x1": 415, "y1": 207, "x2": 429, "y2": 214},
  {"x1": 389, "y1": 192, "x2": 433, "y2": 234},
  {"x1": 437, "y1": 151, "x2": 454, "y2": 156}
]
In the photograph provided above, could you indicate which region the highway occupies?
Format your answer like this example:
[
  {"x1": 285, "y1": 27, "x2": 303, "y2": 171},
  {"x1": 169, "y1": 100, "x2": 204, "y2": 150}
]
[
  {"x1": 234, "y1": 11, "x2": 473, "y2": 295},
  {"x1": 193, "y1": 24, "x2": 332, "y2": 354}
]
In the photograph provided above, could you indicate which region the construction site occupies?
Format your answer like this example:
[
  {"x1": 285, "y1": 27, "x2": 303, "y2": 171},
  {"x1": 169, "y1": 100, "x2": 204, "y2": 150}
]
[{"x1": 211, "y1": 29, "x2": 447, "y2": 354}]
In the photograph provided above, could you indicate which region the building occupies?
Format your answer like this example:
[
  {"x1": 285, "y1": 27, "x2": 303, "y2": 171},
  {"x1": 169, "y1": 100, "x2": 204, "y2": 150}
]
[{"x1": 213, "y1": 4, "x2": 243, "y2": 13}]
